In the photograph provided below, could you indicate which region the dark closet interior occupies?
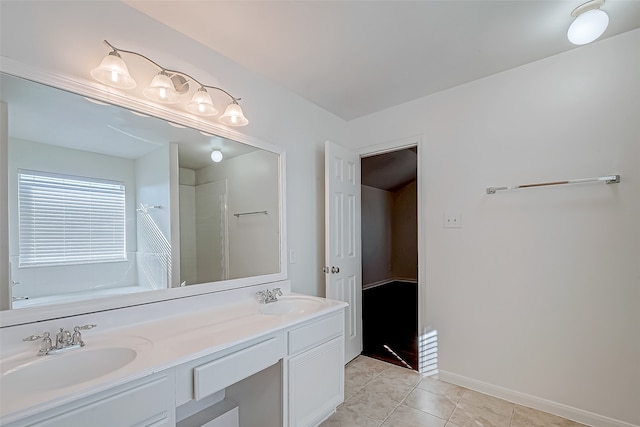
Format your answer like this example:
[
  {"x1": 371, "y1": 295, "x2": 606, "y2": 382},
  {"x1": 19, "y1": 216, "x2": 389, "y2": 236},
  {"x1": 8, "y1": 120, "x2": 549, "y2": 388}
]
[{"x1": 360, "y1": 148, "x2": 418, "y2": 370}]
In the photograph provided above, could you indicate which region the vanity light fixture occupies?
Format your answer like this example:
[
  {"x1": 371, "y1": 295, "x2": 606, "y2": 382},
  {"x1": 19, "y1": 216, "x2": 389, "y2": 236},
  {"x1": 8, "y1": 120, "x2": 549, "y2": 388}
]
[
  {"x1": 567, "y1": 0, "x2": 609, "y2": 45},
  {"x1": 186, "y1": 87, "x2": 219, "y2": 116},
  {"x1": 143, "y1": 71, "x2": 181, "y2": 104},
  {"x1": 91, "y1": 40, "x2": 249, "y2": 126},
  {"x1": 90, "y1": 50, "x2": 137, "y2": 89},
  {"x1": 211, "y1": 149, "x2": 224, "y2": 163},
  {"x1": 219, "y1": 100, "x2": 250, "y2": 127}
]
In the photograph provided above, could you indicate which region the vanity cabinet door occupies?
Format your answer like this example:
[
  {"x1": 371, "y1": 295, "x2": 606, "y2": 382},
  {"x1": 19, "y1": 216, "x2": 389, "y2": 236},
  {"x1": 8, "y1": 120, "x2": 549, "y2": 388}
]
[
  {"x1": 13, "y1": 374, "x2": 175, "y2": 427},
  {"x1": 288, "y1": 336, "x2": 344, "y2": 427}
]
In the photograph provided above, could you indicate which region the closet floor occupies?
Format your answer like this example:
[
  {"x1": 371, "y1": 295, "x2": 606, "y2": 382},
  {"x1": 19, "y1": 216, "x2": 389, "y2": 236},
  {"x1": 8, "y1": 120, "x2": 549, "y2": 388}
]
[{"x1": 362, "y1": 281, "x2": 418, "y2": 370}]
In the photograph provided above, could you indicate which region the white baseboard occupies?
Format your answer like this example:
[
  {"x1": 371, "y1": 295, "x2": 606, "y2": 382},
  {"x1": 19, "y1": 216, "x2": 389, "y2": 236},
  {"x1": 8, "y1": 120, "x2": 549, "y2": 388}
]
[{"x1": 437, "y1": 370, "x2": 638, "y2": 427}]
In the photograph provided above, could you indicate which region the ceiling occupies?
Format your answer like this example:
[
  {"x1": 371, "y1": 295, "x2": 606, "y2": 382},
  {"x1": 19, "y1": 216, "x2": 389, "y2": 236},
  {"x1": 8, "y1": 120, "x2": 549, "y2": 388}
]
[
  {"x1": 125, "y1": 1, "x2": 640, "y2": 121},
  {"x1": 362, "y1": 148, "x2": 417, "y2": 191}
]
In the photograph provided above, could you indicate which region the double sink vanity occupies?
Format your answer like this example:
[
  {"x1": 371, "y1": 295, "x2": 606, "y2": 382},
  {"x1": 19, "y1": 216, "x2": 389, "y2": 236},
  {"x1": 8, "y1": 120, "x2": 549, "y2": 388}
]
[
  {"x1": 0, "y1": 44, "x2": 347, "y2": 426},
  {"x1": 0, "y1": 282, "x2": 347, "y2": 426}
]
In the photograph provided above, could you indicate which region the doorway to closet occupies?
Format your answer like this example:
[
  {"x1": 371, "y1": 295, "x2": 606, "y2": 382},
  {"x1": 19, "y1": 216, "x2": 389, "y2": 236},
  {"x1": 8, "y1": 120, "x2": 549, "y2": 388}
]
[{"x1": 361, "y1": 147, "x2": 418, "y2": 370}]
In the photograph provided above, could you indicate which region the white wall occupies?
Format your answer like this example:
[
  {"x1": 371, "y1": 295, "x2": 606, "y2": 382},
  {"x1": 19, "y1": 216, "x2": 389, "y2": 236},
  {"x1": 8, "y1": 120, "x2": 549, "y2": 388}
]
[
  {"x1": 0, "y1": 102, "x2": 9, "y2": 310},
  {"x1": 179, "y1": 168, "x2": 197, "y2": 285},
  {"x1": 361, "y1": 181, "x2": 418, "y2": 287},
  {"x1": 347, "y1": 30, "x2": 640, "y2": 427},
  {"x1": 135, "y1": 144, "x2": 173, "y2": 290},
  {"x1": 391, "y1": 180, "x2": 417, "y2": 281},
  {"x1": 361, "y1": 185, "x2": 393, "y2": 286},
  {"x1": 197, "y1": 150, "x2": 279, "y2": 279},
  {"x1": 0, "y1": 0, "x2": 348, "y2": 298}
]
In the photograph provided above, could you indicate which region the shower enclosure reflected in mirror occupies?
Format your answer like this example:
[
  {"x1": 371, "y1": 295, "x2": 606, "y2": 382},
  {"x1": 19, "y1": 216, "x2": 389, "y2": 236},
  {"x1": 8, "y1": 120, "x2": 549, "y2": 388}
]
[{"x1": 1, "y1": 72, "x2": 282, "y2": 312}]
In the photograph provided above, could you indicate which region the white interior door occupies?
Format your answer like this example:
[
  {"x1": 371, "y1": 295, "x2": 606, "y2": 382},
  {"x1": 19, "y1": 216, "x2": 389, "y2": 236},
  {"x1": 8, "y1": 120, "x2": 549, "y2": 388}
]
[{"x1": 325, "y1": 140, "x2": 362, "y2": 363}]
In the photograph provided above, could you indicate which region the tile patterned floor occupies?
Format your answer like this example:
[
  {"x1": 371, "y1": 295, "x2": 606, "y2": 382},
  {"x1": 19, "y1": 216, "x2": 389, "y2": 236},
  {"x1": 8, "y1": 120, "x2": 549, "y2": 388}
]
[{"x1": 321, "y1": 356, "x2": 589, "y2": 427}]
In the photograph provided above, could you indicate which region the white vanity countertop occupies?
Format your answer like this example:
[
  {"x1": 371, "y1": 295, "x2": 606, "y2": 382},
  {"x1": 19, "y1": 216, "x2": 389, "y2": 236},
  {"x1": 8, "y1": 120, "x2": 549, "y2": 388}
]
[{"x1": 0, "y1": 292, "x2": 347, "y2": 425}]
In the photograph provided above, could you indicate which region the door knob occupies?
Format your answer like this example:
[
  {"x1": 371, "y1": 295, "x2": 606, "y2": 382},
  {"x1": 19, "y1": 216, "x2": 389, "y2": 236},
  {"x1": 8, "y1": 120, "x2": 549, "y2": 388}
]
[{"x1": 331, "y1": 266, "x2": 340, "y2": 274}]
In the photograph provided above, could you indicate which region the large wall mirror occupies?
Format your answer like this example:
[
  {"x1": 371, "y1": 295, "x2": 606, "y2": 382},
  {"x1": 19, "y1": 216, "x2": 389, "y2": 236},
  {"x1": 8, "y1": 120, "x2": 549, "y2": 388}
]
[{"x1": 0, "y1": 69, "x2": 286, "y2": 326}]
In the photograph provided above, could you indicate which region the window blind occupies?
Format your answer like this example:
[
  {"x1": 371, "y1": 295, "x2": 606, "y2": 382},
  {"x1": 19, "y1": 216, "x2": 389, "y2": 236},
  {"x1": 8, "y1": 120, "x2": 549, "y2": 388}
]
[{"x1": 18, "y1": 169, "x2": 126, "y2": 267}]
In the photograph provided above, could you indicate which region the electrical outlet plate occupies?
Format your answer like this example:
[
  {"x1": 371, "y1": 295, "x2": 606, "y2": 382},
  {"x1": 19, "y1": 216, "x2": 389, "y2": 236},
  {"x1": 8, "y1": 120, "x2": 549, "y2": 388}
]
[{"x1": 443, "y1": 212, "x2": 461, "y2": 228}]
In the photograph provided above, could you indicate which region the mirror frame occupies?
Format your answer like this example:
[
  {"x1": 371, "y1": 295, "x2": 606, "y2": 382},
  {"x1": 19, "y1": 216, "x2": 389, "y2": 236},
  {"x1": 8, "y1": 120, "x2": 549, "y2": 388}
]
[{"x1": 0, "y1": 57, "x2": 288, "y2": 327}]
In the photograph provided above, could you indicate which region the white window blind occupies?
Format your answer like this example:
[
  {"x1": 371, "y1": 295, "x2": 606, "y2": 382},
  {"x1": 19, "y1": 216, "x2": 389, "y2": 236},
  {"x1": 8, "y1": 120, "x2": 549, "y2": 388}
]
[{"x1": 18, "y1": 169, "x2": 126, "y2": 267}]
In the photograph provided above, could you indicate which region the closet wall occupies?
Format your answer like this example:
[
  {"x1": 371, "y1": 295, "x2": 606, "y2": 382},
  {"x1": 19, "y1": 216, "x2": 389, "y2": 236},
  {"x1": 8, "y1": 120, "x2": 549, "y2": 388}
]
[{"x1": 361, "y1": 180, "x2": 417, "y2": 288}]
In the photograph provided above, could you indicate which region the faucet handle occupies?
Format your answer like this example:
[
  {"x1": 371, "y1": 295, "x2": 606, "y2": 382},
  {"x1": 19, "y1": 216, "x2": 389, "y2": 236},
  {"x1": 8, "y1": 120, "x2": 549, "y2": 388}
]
[
  {"x1": 76, "y1": 324, "x2": 97, "y2": 331},
  {"x1": 71, "y1": 326, "x2": 84, "y2": 346},
  {"x1": 70, "y1": 324, "x2": 97, "y2": 346},
  {"x1": 256, "y1": 290, "x2": 267, "y2": 303},
  {"x1": 24, "y1": 332, "x2": 53, "y2": 355},
  {"x1": 23, "y1": 333, "x2": 46, "y2": 342},
  {"x1": 273, "y1": 287, "x2": 283, "y2": 296}
]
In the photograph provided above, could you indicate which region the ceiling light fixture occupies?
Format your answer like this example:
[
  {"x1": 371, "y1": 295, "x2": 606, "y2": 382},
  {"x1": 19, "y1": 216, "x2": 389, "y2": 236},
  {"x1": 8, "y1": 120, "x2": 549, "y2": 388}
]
[
  {"x1": 91, "y1": 40, "x2": 248, "y2": 126},
  {"x1": 211, "y1": 149, "x2": 224, "y2": 163},
  {"x1": 567, "y1": 0, "x2": 609, "y2": 45}
]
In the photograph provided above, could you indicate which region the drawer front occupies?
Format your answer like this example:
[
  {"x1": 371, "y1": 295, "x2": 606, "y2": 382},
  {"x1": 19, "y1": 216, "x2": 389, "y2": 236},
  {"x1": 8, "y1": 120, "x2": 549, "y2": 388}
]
[
  {"x1": 288, "y1": 312, "x2": 343, "y2": 355},
  {"x1": 194, "y1": 335, "x2": 283, "y2": 401},
  {"x1": 29, "y1": 375, "x2": 172, "y2": 427}
]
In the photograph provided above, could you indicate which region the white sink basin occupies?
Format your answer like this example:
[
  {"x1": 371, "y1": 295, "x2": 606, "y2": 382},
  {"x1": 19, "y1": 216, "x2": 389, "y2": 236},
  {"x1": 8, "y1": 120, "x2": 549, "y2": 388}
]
[
  {"x1": 260, "y1": 295, "x2": 328, "y2": 316},
  {"x1": 1, "y1": 336, "x2": 152, "y2": 396}
]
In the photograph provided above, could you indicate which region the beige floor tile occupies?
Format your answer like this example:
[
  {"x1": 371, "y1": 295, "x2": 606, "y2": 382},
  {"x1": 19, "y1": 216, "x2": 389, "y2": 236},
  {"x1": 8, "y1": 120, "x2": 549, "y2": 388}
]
[
  {"x1": 320, "y1": 405, "x2": 381, "y2": 427},
  {"x1": 448, "y1": 390, "x2": 514, "y2": 427},
  {"x1": 343, "y1": 388, "x2": 401, "y2": 422},
  {"x1": 417, "y1": 377, "x2": 466, "y2": 402},
  {"x1": 349, "y1": 355, "x2": 392, "y2": 375},
  {"x1": 379, "y1": 364, "x2": 423, "y2": 385},
  {"x1": 344, "y1": 356, "x2": 391, "y2": 400},
  {"x1": 344, "y1": 379, "x2": 365, "y2": 401},
  {"x1": 449, "y1": 407, "x2": 511, "y2": 427},
  {"x1": 381, "y1": 404, "x2": 447, "y2": 427},
  {"x1": 346, "y1": 360, "x2": 385, "y2": 387},
  {"x1": 403, "y1": 387, "x2": 457, "y2": 419},
  {"x1": 340, "y1": 357, "x2": 582, "y2": 427},
  {"x1": 511, "y1": 405, "x2": 589, "y2": 427},
  {"x1": 458, "y1": 390, "x2": 514, "y2": 417},
  {"x1": 364, "y1": 372, "x2": 419, "y2": 403}
]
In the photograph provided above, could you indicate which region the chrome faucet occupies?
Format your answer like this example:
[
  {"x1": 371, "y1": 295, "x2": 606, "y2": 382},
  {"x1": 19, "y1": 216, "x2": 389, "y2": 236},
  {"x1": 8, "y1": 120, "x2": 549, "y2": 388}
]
[
  {"x1": 256, "y1": 287, "x2": 283, "y2": 304},
  {"x1": 23, "y1": 324, "x2": 97, "y2": 356},
  {"x1": 55, "y1": 328, "x2": 72, "y2": 349}
]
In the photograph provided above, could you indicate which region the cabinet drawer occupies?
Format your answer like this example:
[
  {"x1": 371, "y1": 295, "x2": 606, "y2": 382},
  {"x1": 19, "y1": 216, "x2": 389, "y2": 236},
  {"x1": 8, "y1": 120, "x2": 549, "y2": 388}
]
[
  {"x1": 194, "y1": 335, "x2": 283, "y2": 401},
  {"x1": 29, "y1": 375, "x2": 172, "y2": 427},
  {"x1": 288, "y1": 312, "x2": 343, "y2": 355}
]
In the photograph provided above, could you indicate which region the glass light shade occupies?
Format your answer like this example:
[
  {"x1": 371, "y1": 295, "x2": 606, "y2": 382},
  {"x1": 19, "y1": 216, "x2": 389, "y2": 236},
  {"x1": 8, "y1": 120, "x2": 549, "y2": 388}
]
[
  {"x1": 90, "y1": 52, "x2": 137, "y2": 89},
  {"x1": 568, "y1": 9, "x2": 609, "y2": 45},
  {"x1": 143, "y1": 72, "x2": 181, "y2": 104},
  {"x1": 186, "y1": 88, "x2": 218, "y2": 116},
  {"x1": 218, "y1": 101, "x2": 249, "y2": 127},
  {"x1": 211, "y1": 150, "x2": 224, "y2": 163}
]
